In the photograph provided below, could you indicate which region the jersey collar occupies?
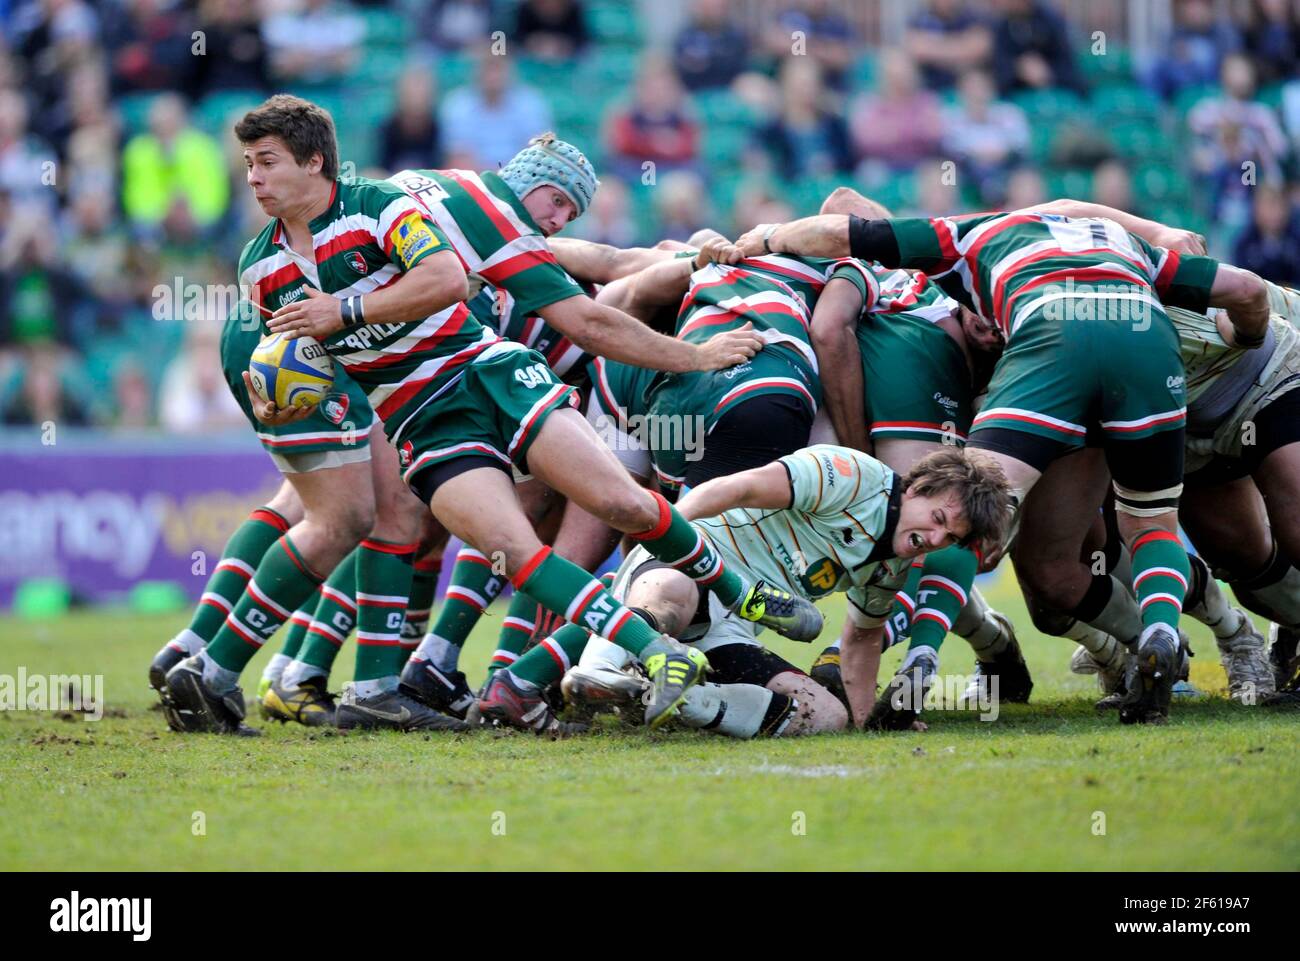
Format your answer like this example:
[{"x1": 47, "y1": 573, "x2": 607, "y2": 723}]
[
  {"x1": 271, "y1": 180, "x2": 340, "y2": 248},
  {"x1": 865, "y1": 477, "x2": 902, "y2": 564}
]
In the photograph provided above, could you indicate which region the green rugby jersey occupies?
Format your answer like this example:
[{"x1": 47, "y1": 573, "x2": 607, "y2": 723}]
[
  {"x1": 675, "y1": 253, "x2": 879, "y2": 376},
  {"x1": 884, "y1": 212, "x2": 1220, "y2": 341},
  {"x1": 694, "y1": 444, "x2": 911, "y2": 626},
  {"x1": 467, "y1": 277, "x2": 594, "y2": 385},
  {"x1": 238, "y1": 175, "x2": 494, "y2": 431}
]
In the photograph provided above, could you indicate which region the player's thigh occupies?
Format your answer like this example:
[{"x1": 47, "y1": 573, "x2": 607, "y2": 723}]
[
  {"x1": 1255, "y1": 441, "x2": 1300, "y2": 561},
  {"x1": 1014, "y1": 447, "x2": 1111, "y2": 569},
  {"x1": 367, "y1": 428, "x2": 427, "y2": 543},
  {"x1": 528, "y1": 407, "x2": 660, "y2": 532},
  {"x1": 873, "y1": 439, "x2": 943, "y2": 476},
  {"x1": 429, "y1": 465, "x2": 546, "y2": 572},
  {"x1": 1180, "y1": 475, "x2": 1273, "y2": 574},
  {"x1": 287, "y1": 457, "x2": 375, "y2": 537}
]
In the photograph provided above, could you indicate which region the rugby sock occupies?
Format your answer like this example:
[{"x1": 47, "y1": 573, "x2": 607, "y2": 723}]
[
  {"x1": 352, "y1": 538, "x2": 416, "y2": 696},
  {"x1": 418, "y1": 546, "x2": 509, "y2": 671},
  {"x1": 1070, "y1": 573, "x2": 1143, "y2": 649},
  {"x1": 1229, "y1": 545, "x2": 1300, "y2": 629},
  {"x1": 1130, "y1": 529, "x2": 1190, "y2": 639},
  {"x1": 485, "y1": 590, "x2": 542, "y2": 678},
  {"x1": 627, "y1": 490, "x2": 746, "y2": 609},
  {"x1": 202, "y1": 535, "x2": 323, "y2": 688},
  {"x1": 677, "y1": 683, "x2": 794, "y2": 738},
  {"x1": 189, "y1": 507, "x2": 290, "y2": 643},
  {"x1": 881, "y1": 560, "x2": 924, "y2": 648},
  {"x1": 1066, "y1": 618, "x2": 1126, "y2": 673},
  {"x1": 505, "y1": 622, "x2": 591, "y2": 689},
  {"x1": 259, "y1": 595, "x2": 316, "y2": 684},
  {"x1": 1184, "y1": 553, "x2": 1241, "y2": 640},
  {"x1": 400, "y1": 555, "x2": 441, "y2": 663},
  {"x1": 954, "y1": 588, "x2": 1011, "y2": 661},
  {"x1": 284, "y1": 548, "x2": 358, "y2": 686},
  {"x1": 513, "y1": 546, "x2": 663, "y2": 658},
  {"x1": 907, "y1": 546, "x2": 978, "y2": 658}
]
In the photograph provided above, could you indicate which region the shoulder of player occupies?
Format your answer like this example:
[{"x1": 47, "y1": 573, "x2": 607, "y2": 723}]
[
  {"x1": 236, "y1": 221, "x2": 279, "y2": 280},
  {"x1": 338, "y1": 175, "x2": 419, "y2": 215}
]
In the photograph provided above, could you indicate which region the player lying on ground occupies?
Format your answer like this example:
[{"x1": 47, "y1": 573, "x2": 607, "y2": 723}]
[
  {"x1": 736, "y1": 204, "x2": 1270, "y2": 725},
  {"x1": 799, "y1": 186, "x2": 1024, "y2": 729},
  {"x1": 483, "y1": 445, "x2": 1012, "y2": 735}
]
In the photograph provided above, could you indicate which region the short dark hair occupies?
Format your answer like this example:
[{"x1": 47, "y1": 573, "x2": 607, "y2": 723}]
[
  {"x1": 235, "y1": 94, "x2": 339, "y2": 181},
  {"x1": 902, "y1": 448, "x2": 1012, "y2": 553}
]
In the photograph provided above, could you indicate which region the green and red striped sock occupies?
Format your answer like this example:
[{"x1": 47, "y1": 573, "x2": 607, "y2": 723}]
[
  {"x1": 1131, "y1": 528, "x2": 1189, "y2": 636},
  {"x1": 353, "y1": 538, "x2": 416, "y2": 691},
  {"x1": 188, "y1": 507, "x2": 290, "y2": 645},
  {"x1": 627, "y1": 491, "x2": 746, "y2": 609}
]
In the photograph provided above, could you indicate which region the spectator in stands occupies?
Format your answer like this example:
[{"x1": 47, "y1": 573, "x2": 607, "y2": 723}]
[
  {"x1": 103, "y1": 0, "x2": 197, "y2": 94},
  {"x1": 0, "y1": 346, "x2": 92, "y2": 427},
  {"x1": 850, "y1": 51, "x2": 943, "y2": 178},
  {"x1": 1004, "y1": 165, "x2": 1047, "y2": 209},
  {"x1": 262, "y1": 0, "x2": 365, "y2": 86},
  {"x1": 753, "y1": 57, "x2": 850, "y2": 181},
  {"x1": 416, "y1": 0, "x2": 492, "y2": 53},
  {"x1": 572, "y1": 175, "x2": 638, "y2": 247},
  {"x1": 905, "y1": 0, "x2": 993, "y2": 91},
  {"x1": 604, "y1": 53, "x2": 700, "y2": 183},
  {"x1": 440, "y1": 54, "x2": 552, "y2": 170},
  {"x1": 1146, "y1": 0, "x2": 1241, "y2": 102},
  {"x1": 942, "y1": 68, "x2": 1028, "y2": 205},
  {"x1": 111, "y1": 360, "x2": 155, "y2": 430},
  {"x1": 673, "y1": 0, "x2": 751, "y2": 92},
  {"x1": 0, "y1": 212, "x2": 101, "y2": 347},
  {"x1": 1091, "y1": 158, "x2": 1144, "y2": 218},
  {"x1": 0, "y1": 88, "x2": 57, "y2": 215},
  {"x1": 64, "y1": 190, "x2": 131, "y2": 307},
  {"x1": 764, "y1": 0, "x2": 854, "y2": 91},
  {"x1": 379, "y1": 63, "x2": 442, "y2": 173},
  {"x1": 40, "y1": 60, "x2": 111, "y2": 164},
  {"x1": 655, "y1": 170, "x2": 710, "y2": 241},
  {"x1": 121, "y1": 94, "x2": 230, "y2": 233},
  {"x1": 989, "y1": 0, "x2": 1084, "y2": 96},
  {"x1": 1189, "y1": 53, "x2": 1290, "y2": 220},
  {"x1": 8, "y1": 0, "x2": 101, "y2": 151},
  {"x1": 1240, "y1": 0, "x2": 1299, "y2": 86},
  {"x1": 158, "y1": 323, "x2": 244, "y2": 433},
  {"x1": 515, "y1": 0, "x2": 589, "y2": 62},
  {"x1": 1233, "y1": 182, "x2": 1300, "y2": 284},
  {"x1": 191, "y1": 0, "x2": 270, "y2": 97},
  {"x1": 908, "y1": 158, "x2": 964, "y2": 218},
  {"x1": 730, "y1": 179, "x2": 794, "y2": 236}
]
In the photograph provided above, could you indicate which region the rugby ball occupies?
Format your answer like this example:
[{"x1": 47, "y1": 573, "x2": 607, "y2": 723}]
[{"x1": 248, "y1": 332, "x2": 335, "y2": 409}]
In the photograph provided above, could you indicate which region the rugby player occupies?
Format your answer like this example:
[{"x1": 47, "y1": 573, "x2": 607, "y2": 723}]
[
  {"x1": 737, "y1": 206, "x2": 1271, "y2": 723},
  {"x1": 506, "y1": 445, "x2": 1011, "y2": 736}
]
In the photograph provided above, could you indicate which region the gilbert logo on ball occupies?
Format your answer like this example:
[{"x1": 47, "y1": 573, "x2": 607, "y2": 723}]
[{"x1": 249, "y1": 332, "x2": 335, "y2": 409}]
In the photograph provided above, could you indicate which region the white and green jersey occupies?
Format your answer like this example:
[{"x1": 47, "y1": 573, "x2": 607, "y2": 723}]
[
  {"x1": 1172, "y1": 282, "x2": 1300, "y2": 432},
  {"x1": 695, "y1": 445, "x2": 912, "y2": 627}
]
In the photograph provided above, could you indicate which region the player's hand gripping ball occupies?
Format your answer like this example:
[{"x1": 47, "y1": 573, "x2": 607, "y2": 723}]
[{"x1": 248, "y1": 331, "x2": 335, "y2": 410}]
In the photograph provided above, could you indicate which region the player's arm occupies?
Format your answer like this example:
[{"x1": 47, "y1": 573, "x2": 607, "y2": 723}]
[
  {"x1": 1025, "y1": 199, "x2": 1207, "y2": 255},
  {"x1": 811, "y1": 275, "x2": 870, "y2": 452},
  {"x1": 549, "y1": 237, "x2": 680, "y2": 285},
  {"x1": 674, "y1": 461, "x2": 794, "y2": 521},
  {"x1": 537, "y1": 239, "x2": 759, "y2": 372},
  {"x1": 1209, "y1": 263, "x2": 1271, "y2": 347},
  {"x1": 735, "y1": 215, "x2": 853, "y2": 260},
  {"x1": 840, "y1": 621, "x2": 885, "y2": 728},
  {"x1": 737, "y1": 215, "x2": 957, "y2": 274}
]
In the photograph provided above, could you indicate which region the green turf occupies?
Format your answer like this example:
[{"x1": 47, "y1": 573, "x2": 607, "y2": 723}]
[{"x1": 1, "y1": 569, "x2": 1296, "y2": 871}]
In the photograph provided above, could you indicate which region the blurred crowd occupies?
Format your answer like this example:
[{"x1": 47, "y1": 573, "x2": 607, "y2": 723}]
[{"x1": 1, "y1": 0, "x2": 1299, "y2": 433}]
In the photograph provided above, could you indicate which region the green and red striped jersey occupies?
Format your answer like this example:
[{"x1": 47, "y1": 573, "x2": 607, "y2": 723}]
[
  {"x1": 885, "y1": 212, "x2": 1220, "y2": 340},
  {"x1": 674, "y1": 253, "x2": 878, "y2": 373},
  {"x1": 237, "y1": 176, "x2": 496, "y2": 432},
  {"x1": 467, "y1": 278, "x2": 595, "y2": 385}
]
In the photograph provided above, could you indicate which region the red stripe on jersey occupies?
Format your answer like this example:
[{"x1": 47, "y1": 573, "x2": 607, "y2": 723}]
[
  {"x1": 371, "y1": 337, "x2": 495, "y2": 421},
  {"x1": 345, "y1": 307, "x2": 472, "y2": 373},
  {"x1": 931, "y1": 218, "x2": 960, "y2": 264},
  {"x1": 480, "y1": 250, "x2": 555, "y2": 284},
  {"x1": 678, "y1": 302, "x2": 807, "y2": 338},
  {"x1": 443, "y1": 171, "x2": 523, "y2": 242},
  {"x1": 317, "y1": 229, "x2": 375, "y2": 264},
  {"x1": 257, "y1": 263, "x2": 304, "y2": 306},
  {"x1": 995, "y1": 258, "x2": 1151, "y2": 326},
  {"x1": 1154, "y1": 249, "x2": 1182, "y2": 295}
]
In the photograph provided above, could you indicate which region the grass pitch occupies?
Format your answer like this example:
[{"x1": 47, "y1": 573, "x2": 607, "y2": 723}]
[{"x1": 2, "y1": 570, "x2": 1296, "y2": 871}]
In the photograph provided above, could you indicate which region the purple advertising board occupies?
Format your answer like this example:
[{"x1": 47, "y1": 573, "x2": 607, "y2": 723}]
[{"x1": 0, "y1": 432, "x2": 282, "y2": 607}]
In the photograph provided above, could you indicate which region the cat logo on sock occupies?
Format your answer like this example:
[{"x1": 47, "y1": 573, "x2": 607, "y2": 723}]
[
  {"x1": 346, "y1": 251, "x2": 369, "y2": 275},
  {"x1": 321, "y1": 393, "x2": 349, "y2": 425}
]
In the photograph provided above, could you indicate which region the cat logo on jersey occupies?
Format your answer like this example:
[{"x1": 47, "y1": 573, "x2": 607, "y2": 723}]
[
  {"x1": 346, "y1": 251, "x2": 369, "y2": 275},
  {"x1": 394, "y1": 211, "x2": 438, "y2": 268},
  {"x1": 799, "y1": 557, "x2": 844, "y2": 596},
  {"x1": 321, "y1": 392, "x2": 349, "y2": 425}
]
